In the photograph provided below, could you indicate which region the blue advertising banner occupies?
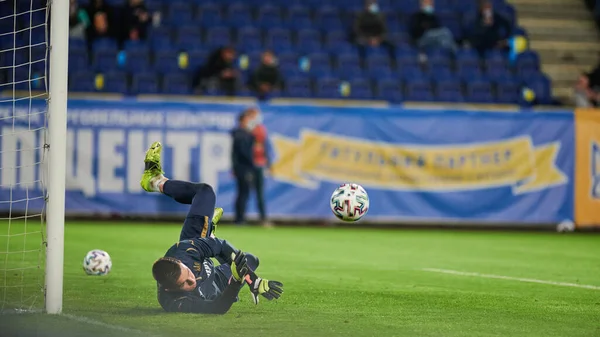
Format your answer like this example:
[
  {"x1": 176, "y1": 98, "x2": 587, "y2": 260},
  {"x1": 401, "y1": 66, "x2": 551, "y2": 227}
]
[{"x1": 0, "y1": 99, "x2": 575, "y2": 224}]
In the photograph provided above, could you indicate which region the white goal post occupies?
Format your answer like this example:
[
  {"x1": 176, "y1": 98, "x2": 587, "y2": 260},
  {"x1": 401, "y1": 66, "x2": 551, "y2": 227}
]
[
  {"x1": 45, "y1": 0, "x2": 69, "y2": 315},
  {"x1": 0, "y1": 0, "x2": 67, "y2": 315}
]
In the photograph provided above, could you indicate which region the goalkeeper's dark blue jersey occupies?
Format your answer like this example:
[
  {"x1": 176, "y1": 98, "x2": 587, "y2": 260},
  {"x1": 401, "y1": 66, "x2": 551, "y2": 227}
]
[{"x1": 157, "y1": 237, "x2": 239, "y2": 314}]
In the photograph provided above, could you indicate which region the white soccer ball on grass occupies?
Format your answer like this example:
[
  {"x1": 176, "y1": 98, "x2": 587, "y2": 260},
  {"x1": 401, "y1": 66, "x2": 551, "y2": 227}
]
[
  {"x1": 83, "y1": 249, "x2": 112, "y2": 276},
  {"x1": 330, "y1": 183, "x2": 370, "y2": 222}
]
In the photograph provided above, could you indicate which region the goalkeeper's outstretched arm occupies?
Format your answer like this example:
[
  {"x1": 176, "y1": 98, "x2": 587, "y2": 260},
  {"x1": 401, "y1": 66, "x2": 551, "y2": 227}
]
[{"x1": 159, "y1": 280, "x2": 245, "y2": 314}]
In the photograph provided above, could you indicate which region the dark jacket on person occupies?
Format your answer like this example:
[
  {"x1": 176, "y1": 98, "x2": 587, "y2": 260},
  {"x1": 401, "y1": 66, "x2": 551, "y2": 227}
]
[
  {"x1": 248, "y1": 64, "x2": 282, "y2": 91},
  {"x1": 193, "y1": 48, "x2": 236, "y2": 87},
  {"x1": 467, "y1": 12, "x2": 512, "y2": 51},
  {"x1": 354, "y1": 11, "x2": 387, "y2": 39},
  {"x1": 122, "y1": 2, "x2": 149, "y2": 40},
  {"x1": 409, "y1": 11, "x2": 441, "y2": 41},
  {"x1": 231, "y1": 127, "x2": 255, "y2": 174}
]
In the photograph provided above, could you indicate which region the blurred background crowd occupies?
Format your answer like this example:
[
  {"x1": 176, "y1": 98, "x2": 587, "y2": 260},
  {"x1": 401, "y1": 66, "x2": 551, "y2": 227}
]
[{"x1": 2, "y1": 0, "x2": 600, "y2": 106}]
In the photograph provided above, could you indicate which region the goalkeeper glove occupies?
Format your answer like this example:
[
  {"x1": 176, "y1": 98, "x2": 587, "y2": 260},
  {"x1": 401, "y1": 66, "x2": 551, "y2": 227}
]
[
  {"x1": 230, "y1": 251, "x2": 249, "y2": 282},
  {"x1": 245, "y1": 271, "x2": 284, "y2": 305}
]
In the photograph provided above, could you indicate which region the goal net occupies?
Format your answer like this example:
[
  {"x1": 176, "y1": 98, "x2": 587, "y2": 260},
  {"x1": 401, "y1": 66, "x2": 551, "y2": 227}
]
[{"x1": 0, "y1": 0, "x2": 50, "y2": 312}]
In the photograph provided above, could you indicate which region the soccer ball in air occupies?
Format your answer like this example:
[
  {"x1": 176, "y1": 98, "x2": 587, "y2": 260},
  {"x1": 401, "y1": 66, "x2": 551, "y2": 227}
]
[
  {"x1": 83, "y1": 249, "x2": 112, "y2": 276},
  {"x1": 330, "y1": 183, "x2": 370, "y2": 222}
]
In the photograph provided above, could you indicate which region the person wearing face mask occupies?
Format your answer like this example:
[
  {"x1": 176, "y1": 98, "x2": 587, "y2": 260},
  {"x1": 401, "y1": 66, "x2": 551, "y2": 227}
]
[
  {"x1": 353, "y1": 0, "x2": 395, "y2": 62},
  {"x1": 231, "y1": 111, "x2": 256, "y2": 226},
  {"x1": 248, "y1": 51, "x2": 283, "y2": 101},
  {"x1": 245, "y1": 107, "x2": 272, "y2": 228},
  {"x1": 408, "y1": 0, "x2": 457, "y2": 53},
  {"x1": 85, "y1": 0, "x2": 116, "y2": 44},
  {"x1": 466, "y1": 0, "x2": 512, "y2": 57}
]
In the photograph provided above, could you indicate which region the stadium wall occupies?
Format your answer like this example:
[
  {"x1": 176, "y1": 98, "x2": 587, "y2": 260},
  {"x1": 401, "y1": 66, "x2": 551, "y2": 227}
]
[{"x1": 0, "y1": 98, "x2": 598, "y2": 228}]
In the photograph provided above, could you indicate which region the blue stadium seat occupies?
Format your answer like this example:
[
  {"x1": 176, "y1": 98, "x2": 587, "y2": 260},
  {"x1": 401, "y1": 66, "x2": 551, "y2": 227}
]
[
  {"x1": 124, "y1": 40, "x2": 149, "y2": 53},
  {"x1": 428, "y1": 65, "x2": 454, "y2": 81},
  {"x1": 197, "y1": 3, "x2": 223, "y2": 28},
  {"x1": 236, "y1": 27, "x2": 262, "y2": 53},
  {"x1": 335, "y1": 66, "x2": 364, "y2": 81},
  {"x1": 205, "y1": 27, "x2": 232, "y2": 49},
  {"x1": 516, "y1": 51, "x2": 540, "y2": 77},
  {"x1": 145, "y1": 0, "x2": 163, "y2": 12},
  {"x1": 296, "y1": 30, "x2": 322, "y2": 55},
  {"x1": 392, "y1": 0, "x2": 419, "y2": 15},
  {"x1": 68, "y1": 50, "x2": 89, "y2": 72},
  {"x1": 284, "y1": 77, "x2": 312, "y2": 98},
  {"x1": 226, "y1": 3, "x2": 253, "y2": 28},
  {"x1": 348, "y1": 79, "x2": 373, "y2": 100},
  {"x1": 150, "y1": 28, "x2": 174, "y2": 51},
  {"x1": 366, "y1": 54, "x2": 393, "y2": 76},
  {"x1": 524, "y1": 74, "x2": 552, "y2": 105},
  {"x1": 336, "y1": 53, "x2": 361, "y2": 70},
  {"x1": 166, "y1": 2, "x2": 194, "y2": 26},
  {"x1": 69, "y1": 38, "x2": 87, "y2": 51},
  {"x1": 314, "y1": 7, "x2": 343, "y2": 31},
  {"x1": 315, "y1": 77, "x2": 341, "y2": 98},
  {"x1": 154, "y1": 51, "x2": 181, "y2": 74},
  {"x1": 124, "y1": 50, "x2": 151, "y2": 74},
  {"x1": 92, "y1": 38, "x2": 118, "y2": 52},
  {"x1": 92, "y1": 50, "x2": 118, "y2": 72},
  {"x1": 286, "y1": 6, "x2": 312, "y2": 30},
  {"x1": 266, "y1": 28, "x2": 293, "y2": 53},
  {"x1": 486, "y1": 61, "x2": 513, "y2": 82},
  {"x1": 427, "y1": 53, "x2": 452, "y2": 70},
  {"x1": 176, "y1": 28, "x2": 203, "y2": 51},
  {"x1": 324, "y1": 31, "x2": 354, "y2": 53},
  {"x1": 454, "y1": 0, "x2": 478, "y2": 14},
  {"x1": 435, "y1": 80, "x2": 464, "y2": 102},
  {"x1": 405, "y1": 79, "x2": 434, "y2": 101},
  {"x1": 495, "y1": 80, "x2": 520, "y2": 104},
  {"x1": 257, "y1": 5, "x2": 283, "y2": 29},
  {"x1": 162, "y1": 74, "x2": 191, "y2": 95},
  {"x1": 376, "y1": 79, "x2": 403, "y2": 103},
  {"x1": 497, "y1": 3, "x2": 517, "y2": 27},
  {"x1": 456, "y1": 48, "x2": 480, "y2": 66},
  {"x1": 466, "y1": 81, "x2": 494, "y2": 103},
  {"x1": 388, "y1": 32, "x2": 410, "y2": 46},
  {"x1": 131, "y1": 72, "x2": 160, "y2": 95},
  {"x1": 305, "y1": 53, "x2": 331, "y2": 78},
  {"x1": 457, "y1": 63, "x2": 483, "y2": 81},
  {"x1": 100, "y1": 72, "x2": 127, "y2": 94},
  {"x1": 395, "y1": 47, "x2": 420, "y2": 68},
  {"x1": 187, "y1": 50, "x2": 209, "y2": 71},
  {"x1": 277, "y1": 52, "x2": 299, "y2": 69},
  {"x1": 280, "y1": 64, "x2": 303, "y2": 78},
  {"x1": 399, "y1": 66, "x2": 426, "y2": 81},
  {"x1": 5, "y1": 66, "x2": 31, "y2": 90}
]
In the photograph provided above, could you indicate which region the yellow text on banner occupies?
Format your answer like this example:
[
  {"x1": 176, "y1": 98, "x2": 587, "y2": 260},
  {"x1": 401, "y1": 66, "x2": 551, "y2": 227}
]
[{"x1": 270, "y1": 130, "x2": 567, "y2": 194}]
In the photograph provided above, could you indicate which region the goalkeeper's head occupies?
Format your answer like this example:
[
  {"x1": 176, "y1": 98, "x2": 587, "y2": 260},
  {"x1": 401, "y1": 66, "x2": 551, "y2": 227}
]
[{"x1": 152, "y1": 257, "x2": 197, "y2": 292}]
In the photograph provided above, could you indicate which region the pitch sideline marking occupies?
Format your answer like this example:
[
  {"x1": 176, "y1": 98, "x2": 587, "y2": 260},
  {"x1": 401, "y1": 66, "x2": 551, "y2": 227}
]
[
  {"x1": 62, "y1": 314, "x2": 160, "y2": 336},
  {"x1": 1, "y1": 311, "x2": 161, "y2": 336},
  {"x1": 421, "y1": 268, "x2": 600, "y2": 290}
]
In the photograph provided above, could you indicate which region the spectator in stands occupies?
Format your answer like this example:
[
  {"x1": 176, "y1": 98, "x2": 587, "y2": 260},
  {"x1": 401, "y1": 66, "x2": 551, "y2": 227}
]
[
  {"x1": 69, "y1": 0, "x2": 90, "y2": 40},
  {"x1": 86, "y1": 0, "x2": 116, "y2": 43},
  {"x1": 352, "y1": 0, "x2": 395, "y2": 61},
  {"x1": 248, "y1": 51, "x2": 283, "y2": 101},
  {"x1": 122, "y1": 0, "x2": 150, "y2": 42},
  {"x1": 466, "y1": 0, "x2": 512, "y2": 57},
  {"x1": 192, "y1": 46, "x2": 238, "y2": 96},
  {"x1": 408, "y1": 0, "x2": 457, "y2": 53},
  {"x1": 574, "y1": 60, "x2": 600, "y2": 107}
]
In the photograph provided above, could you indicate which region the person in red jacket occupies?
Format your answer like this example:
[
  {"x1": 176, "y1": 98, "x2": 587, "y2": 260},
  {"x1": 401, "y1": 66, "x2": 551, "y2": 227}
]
[{"x1": 246, "y1": 107, "x2": 272, "y2": 227}]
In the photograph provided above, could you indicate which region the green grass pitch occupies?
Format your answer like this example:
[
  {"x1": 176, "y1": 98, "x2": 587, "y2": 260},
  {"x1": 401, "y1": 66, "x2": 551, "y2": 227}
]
[{"x1": 1, "y1": 221, "x2": 600, "y2": 337}]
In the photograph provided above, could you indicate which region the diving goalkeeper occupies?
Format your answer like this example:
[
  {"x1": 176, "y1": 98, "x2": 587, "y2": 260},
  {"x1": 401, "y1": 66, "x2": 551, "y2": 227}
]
[{"x1": 141, "y1": 142, "x2": 283, "y2": 314}]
